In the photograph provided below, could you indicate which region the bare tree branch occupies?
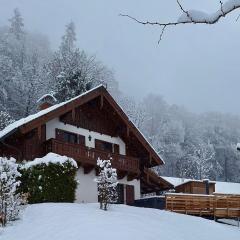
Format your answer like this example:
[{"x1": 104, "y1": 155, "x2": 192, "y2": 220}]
[{"x1": 120, "y1": 0, "x2": 240, "y2": 42}]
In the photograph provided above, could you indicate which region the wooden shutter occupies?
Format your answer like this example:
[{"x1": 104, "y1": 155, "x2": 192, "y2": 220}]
[
  {"x1": 78, "y1": 134, "x2": 85, "y2": 145},
  {"x1": 114, "y1": 144, "x2": 120, "y2": 154},
  {"x1": 56, "y1": 129, "x2": 64, "y2": 141},
  {"x1": 126, "y1": 185, "x2": 135, "y2": 205}
]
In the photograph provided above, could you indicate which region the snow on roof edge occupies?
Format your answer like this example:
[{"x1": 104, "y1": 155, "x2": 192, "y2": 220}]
[
  {"x1": 36, "y1": 93, "x2": 57, "y2": 103},
  {"x1": 0, "y1": 85, "x2": 104, "y2": 140}
]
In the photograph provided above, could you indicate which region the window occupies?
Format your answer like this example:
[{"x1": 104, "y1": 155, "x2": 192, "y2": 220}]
[
  {"x1": 95, "y1": 139, "x2": 113, "y2": 152},
  {"x1": 63, "y1": 131, "x2": 78, "y2": 144},
  {"x1": 56, "y1": 129, "x2": 85, "y2": 145}
]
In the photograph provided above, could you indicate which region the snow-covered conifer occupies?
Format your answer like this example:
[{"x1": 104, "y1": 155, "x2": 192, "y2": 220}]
[
  {"x1": 0, "y1": 157, "x2": 24, "y2": 226},
  {"x1": 46, "y1": 21, "x2": 118, "y2": 103},
  {"x1": 95, "y1": 158, "x2": 118, "y2": 210},
  {"x1": 0, "y1": 110, "x2": 14, "y2": 130},
  {"x1": 8, "y1": 8, "x2": 24, "y2": 40}
]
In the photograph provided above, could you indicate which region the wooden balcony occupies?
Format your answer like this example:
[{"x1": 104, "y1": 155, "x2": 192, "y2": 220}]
[{"x1": 45, "y1": 138, "x2": 140, "y2": 175}]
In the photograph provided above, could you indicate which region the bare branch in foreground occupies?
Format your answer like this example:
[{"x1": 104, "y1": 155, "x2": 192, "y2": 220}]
[{"x1": 120, "y1": 0, "x2": 240, "y2": 42}]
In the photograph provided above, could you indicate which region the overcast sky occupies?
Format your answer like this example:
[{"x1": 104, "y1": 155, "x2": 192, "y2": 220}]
[{"x1": 0, "y1": 0, "x2": 239, "y2": 114}]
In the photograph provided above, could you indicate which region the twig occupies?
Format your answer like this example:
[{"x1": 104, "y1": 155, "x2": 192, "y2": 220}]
[{"x1": 120, "y1": 1, "x2": 240, "y2": 43}]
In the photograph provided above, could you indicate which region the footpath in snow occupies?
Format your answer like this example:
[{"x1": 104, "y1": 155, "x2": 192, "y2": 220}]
[{"x1": 0, "y1": 203, "x2": 239, "y2": 240}]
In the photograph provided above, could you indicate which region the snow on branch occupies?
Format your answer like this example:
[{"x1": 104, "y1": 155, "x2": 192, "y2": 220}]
[{"x1": 120, "y1": 0, "x2": 240, "y2": 42}]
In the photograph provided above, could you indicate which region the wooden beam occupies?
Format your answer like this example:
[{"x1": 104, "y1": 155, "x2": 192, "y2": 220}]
[
  {"x1": 72, "y1": 108, "x2": 76, "y2": 121},
  {"x1": 83, "y1": 164, "x2": 94, "y2": 174},
  {"x1": 37, "y1": 125, "x2": 41, "y2": 140},
  {"x1": 117, "y1": 170, "x2": 127, "y2": 180},
  {"x1": 127, "y1": 126, "x2": 130, "y2": 138},
  {"x1": 127, "y1": 173, "x2": 138, "y2": 181},
  {"x1": 100, "y1": 94, "x2": 103, "y2": 109}
]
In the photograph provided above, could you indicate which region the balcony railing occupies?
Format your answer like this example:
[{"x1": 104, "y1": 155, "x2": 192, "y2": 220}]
[{"x1": 45, "y1": 138, "x2": 140, "y2": 174}]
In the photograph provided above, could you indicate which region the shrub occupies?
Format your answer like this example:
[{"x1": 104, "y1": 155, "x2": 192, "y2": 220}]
[
  {"x1": 19, "y1": 153, "x2": 78, "y2": 204},
  {"x1": 0, "y1": 156, "x2": 25, "y2": 226},
  {"x1": 95, "y1": 158, "x2": 118, "y2": 210}
]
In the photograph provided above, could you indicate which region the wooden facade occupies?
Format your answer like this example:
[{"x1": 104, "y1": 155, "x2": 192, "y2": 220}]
[
  {"x1": 141, "y1": 168, "x2": 174, "y2": 194},
  {"x1": 175, "y1": 180, "x2": 216, "y2": 195},
  {"x1": 0, "y1": 86, "x2": 165, "y2": 195}
]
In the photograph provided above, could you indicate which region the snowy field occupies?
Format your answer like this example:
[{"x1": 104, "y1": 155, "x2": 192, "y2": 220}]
[{"x1": 0, "y1": 203, "x2": 239, "y2": 240}]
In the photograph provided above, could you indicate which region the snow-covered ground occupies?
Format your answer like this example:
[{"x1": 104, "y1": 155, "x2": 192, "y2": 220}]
[{"x1": 0, "y1": 203, "x2": 239, "y2": 240}]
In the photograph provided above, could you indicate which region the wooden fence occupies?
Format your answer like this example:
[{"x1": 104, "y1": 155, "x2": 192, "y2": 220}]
[{"x1": 165, "y1": 193, "x2": 240, "y2": 219}]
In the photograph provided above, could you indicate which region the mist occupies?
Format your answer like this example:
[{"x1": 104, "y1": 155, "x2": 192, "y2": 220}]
[{"x1": 0, "y1": 0, "x2": 239, "y2": 114}]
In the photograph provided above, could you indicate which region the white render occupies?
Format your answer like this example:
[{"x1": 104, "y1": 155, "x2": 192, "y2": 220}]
[
  {"x1": 75, "y1": 167, "x2": 141, "y2": 203},
  {"x1": 46, "y1": 118, "x2": 126, "y2": 155},
  {"x1": 75, "y1": 168, "x2": 98, "y2": 203}
]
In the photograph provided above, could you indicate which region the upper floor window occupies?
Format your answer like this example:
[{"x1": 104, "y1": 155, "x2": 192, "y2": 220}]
[
  {"x1": 95, "y1": 139, "x2": 112, "y2": 152},
  {"x1": 63, "y1": 131, "x2": 78, "y2": 144},
  {"x1": 56, "y1": 129, "x2": 85, "y2": 145},
  {"x1": 95, "y1": 139, "x2": 120, "y2": 154}
]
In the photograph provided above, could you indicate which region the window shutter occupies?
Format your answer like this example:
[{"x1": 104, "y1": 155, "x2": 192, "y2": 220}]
[
  {"x1": 56, "y1": 128, "x2": 64, "y2": 141},
  {"x1": 78, "y1": 134, "x2": 86, "y2": 145}
]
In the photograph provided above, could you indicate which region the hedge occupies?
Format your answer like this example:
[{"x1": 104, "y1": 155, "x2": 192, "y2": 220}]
[{"x1": 18, "y1": 155, "x2": 78, "y2": 204}]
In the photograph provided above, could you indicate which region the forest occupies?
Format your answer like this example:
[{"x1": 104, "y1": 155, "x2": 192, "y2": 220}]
[{"x1": 1, "y1": 9, "x2": 240, "y2": 183}]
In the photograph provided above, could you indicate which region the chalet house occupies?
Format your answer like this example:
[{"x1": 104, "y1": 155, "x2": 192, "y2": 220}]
[{"x1": 0, "y1": 85, "x2": 172, "y2": 204}]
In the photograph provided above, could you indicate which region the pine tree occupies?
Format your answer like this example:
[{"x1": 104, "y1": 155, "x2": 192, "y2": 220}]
[
  {"x1": 60, "y1": 21, "x2": 76, "y2": 56},
  {"x1": 0, "y1": 157, "x2": 24, "y2": 226},
  {"x1": 0, "y1": 9, "x2": 50, "y2": 118},
  {"x1": 0, "y1": 109, "x2": 14, "y2": 130},
  {"x1": 9, "y1": 8, "x2": 24, "y2": 40},
  {"x1": 95, "y1": 158, "x2": 118, "y2": 210},
  {"x1": 46, "y1": 21, "x2": 118, "y2": 103}
]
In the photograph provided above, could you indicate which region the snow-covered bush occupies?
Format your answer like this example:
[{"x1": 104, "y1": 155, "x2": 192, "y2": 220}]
[
  {"x1": 95, "y1": 158, "x2": 118, "y2": 210},
  {"x1": 19, "y1": 153, "x2": 78, "y2": 204},
  {"x1": 0, "y1": 157, "x2": 24, "y2": 226}
]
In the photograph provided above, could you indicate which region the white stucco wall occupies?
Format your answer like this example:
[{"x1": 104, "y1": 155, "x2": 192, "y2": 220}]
[
  {"x1": 75, "y1": 167, "x2": 141, "y2": 203},
  {"x1": 75, "y1": 168, "x2": 98, "y2": 203},
  {"x1": 46, "y1": 118, "x2": 126, "y2": 155}
]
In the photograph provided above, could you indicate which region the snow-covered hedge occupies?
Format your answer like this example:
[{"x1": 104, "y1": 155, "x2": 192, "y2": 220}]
[{"x1": 19, "y1": 153, "x2": 78, "y2": 204}]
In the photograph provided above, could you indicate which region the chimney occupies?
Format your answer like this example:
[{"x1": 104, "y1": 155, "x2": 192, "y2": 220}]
[
  {"x1": 203, "y1": 179, "x2": 210, "y2": 195},
  {"x1": 37, "y1": 93, "x2": 57, "y2": 111}
]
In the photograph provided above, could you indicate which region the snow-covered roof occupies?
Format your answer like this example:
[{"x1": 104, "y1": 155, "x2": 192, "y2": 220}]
[
  {"x1": 215, "y1": 181, "x2": 240, "y2": 195},
  {"x1": 161, "y1": 176, "x2": 240, "y2": 195},
  {"x1": 0, "y1": 84, "x2": 163, "y2": 165},
  {"x1": 237, "y1": 143, "x2": 240, "y2": 151},
  {"x1": 0, "y1": 85, "x2": 103, "y2": 140},
  {"x1": 37, "y1": 93, "x2": 57, "y2": 103}
]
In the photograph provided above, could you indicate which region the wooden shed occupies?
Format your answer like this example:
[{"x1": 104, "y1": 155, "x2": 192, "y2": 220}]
[{"x1": 175, "y1": 180, "x2": 216, "y2": 195}]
